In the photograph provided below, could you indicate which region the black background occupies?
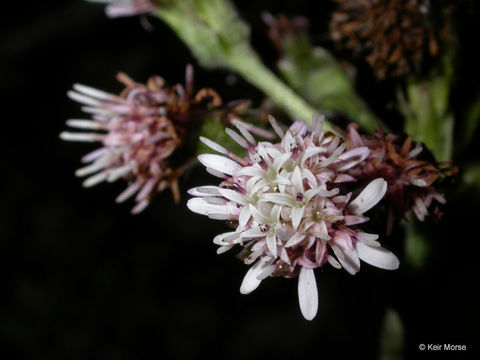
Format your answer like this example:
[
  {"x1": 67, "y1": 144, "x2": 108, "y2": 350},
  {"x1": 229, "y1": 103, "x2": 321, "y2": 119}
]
[{"x1": 1, "y1": 1, "x2": 479, "y2": 359}]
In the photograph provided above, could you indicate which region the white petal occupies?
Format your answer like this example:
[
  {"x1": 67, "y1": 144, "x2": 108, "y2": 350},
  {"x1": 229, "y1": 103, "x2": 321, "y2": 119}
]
[
  {"x1": 225, "y1": 128, "x2": 249, "y2": 149},
  {"x1": 199, "y1": 137, "x2": 228, "y2": 155},
  {"x1": 187, "y1": 186, "x2": 222, "y2": 197},
  {"x1": 291, "y1": 206, "x2": 305, "y2": 229},
  {"x1": 336, "y1": 147, "x2": 370, "y2": 171},
  {"x1": 261, "y1": 193, "x2": 294, "y2": 207},
  {"x1": 240, "y1": 227, "x2": 266, "y2": 239},
  {"x1": 240, "y1": 259, "x2": 268, "y2": 294},
  {"x1": 82, "y1": 172, "x2": 107, "y2": 187},
  {"x1": 266, "y1": 234, "x2": 277, "y2": 258},
  {"x1": 187, "y1": 198, "x2": 232, "y2": 217},
  {"x1": 248, "y1": 204, "x2": 271, "y2": 224},
  {"x1": 213, "y1": 232, "x2": 238, "y2": 245},
  {"x1": 239, "y1": 206, "x2": 251, "y2": 228},
  {"x1": 218, "y1": 188, "x2": 247, "y2": 205},
  {"x1": 238, "y1": 165, "x2": 264, "y2": 177},
  {"x1": 268, "y1": 114, "x2": 284, "y2": 138},
  {"x1": 356, "y1": 232, "x2": 380, "y2": 247},
  {"x1": 298, "y1": 267, "x2": 318, "y2": 321},
  {"x1": 292, "y1": 166, "x2": 304, "y2": 194},
  {"x1": 66, "y1": 119, "x2": 106, "y2": 130},
  {"x1": 348, "y1": 178, "x2": 387, "y2": 214},
  {"x1": 355, "y1": 241, "x2": 400, "y2": 270},
  {"x1": 198, "y1": 154, "x2": 240, "y2": 176},
  {"x1": 272, "y1": 152, "x2": 291, "y2": 172},
  {"x1": 285, "y1": 232, "x2": 306, "y2": 248},
  {"x1": 217, "y1": 245, "x2": 234, "y2": 254}
]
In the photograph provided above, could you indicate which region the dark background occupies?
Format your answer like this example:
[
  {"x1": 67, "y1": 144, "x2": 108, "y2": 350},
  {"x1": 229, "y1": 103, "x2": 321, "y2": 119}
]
[{"x1": 1, "y1": 1, "x2": 479, "y2": 359}]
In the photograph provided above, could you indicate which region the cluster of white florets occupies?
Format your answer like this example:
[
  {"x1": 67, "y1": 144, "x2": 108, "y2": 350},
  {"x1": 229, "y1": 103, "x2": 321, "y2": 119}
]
[{"x1": 188, "y1": 115, "x2": 399, "y2": 320}]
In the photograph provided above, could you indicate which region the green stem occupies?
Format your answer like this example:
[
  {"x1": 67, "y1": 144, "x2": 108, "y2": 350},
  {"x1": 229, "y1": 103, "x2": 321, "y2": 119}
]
[
  {"x1": 226, "y1": 47, "x2": 326, "y2": 129},
  {"x1": 153, "y1": 0, "x2": 328, "y2": 130}
]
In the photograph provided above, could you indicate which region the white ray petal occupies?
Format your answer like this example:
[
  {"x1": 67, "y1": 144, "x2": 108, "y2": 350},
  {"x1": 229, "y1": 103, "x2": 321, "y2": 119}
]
[
  {"x1": 298, "y1": 267, "x2": 318, "y2": 321},
  {"x1": 348, "y1": 178, "x2": 387, "y2": 214},
  {"x1": 198, "y1": 154, "x2": 240, "y2": 176},
  {"x1": 240, "y1": 258, "x2": 269, "y2": 294},
  {"x1": 355, "y1": 241, "x2": 400, "y2": 270}
]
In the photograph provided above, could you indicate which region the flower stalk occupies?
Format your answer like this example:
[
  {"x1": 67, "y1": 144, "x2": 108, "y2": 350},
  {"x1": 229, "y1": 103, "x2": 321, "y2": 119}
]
[{"x1": 153, "y1": 0, "x2": 328, "y2": 129}]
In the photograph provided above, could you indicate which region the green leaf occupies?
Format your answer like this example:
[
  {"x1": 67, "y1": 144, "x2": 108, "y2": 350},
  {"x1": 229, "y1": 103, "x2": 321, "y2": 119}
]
[{"x1": 275, "y1": 29, "x2": 384, "y2": 132}]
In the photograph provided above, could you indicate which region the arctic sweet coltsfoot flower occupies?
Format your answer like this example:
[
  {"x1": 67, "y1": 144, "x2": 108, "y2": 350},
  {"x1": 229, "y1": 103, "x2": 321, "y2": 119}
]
[
  {"x1": 188, "y1": 115, "x2": 399, "y2": 320},
  {"x1": 87, "y1": 0, "x2": 156, "y2": 18},
  {"x1": 339, "y1": 123, "x2": 456, "y2": 233},
  {"x1": 61, "y1": 65, "x2": 222, "y2": 214}
]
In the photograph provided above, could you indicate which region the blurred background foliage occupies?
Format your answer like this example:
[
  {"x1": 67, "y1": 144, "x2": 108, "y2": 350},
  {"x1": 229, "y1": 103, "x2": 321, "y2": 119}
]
[{"x1": 1, "y1": 0, "x2": 480, "y2": 359}]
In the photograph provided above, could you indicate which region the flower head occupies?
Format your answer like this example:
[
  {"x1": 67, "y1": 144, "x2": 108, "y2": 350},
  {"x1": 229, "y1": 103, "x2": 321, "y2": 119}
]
[
  {"x1": 61, "y1": 65, "x2": 222, "y2": 214},
  {"x1": 87, "y1": 0, "x2": 156, "y2": 18},
  {"x1": 330, "y1": 0, "x2": 441, "y2": 79},
  {"x1": 188, "y1": 115, "x2": 399, "y2": 320},
  {"x1": 339, "y1": 123, "x2": 456, "y2": 233}
]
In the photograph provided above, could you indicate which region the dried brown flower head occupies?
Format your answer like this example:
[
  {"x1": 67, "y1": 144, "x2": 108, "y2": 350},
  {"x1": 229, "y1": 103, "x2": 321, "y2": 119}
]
[
  {"x1": 330, "y1": 0, "x2": 445, "y2": 79},
  {"x1": 339, "y1": 123, "x2": 457, "y2": 233}
]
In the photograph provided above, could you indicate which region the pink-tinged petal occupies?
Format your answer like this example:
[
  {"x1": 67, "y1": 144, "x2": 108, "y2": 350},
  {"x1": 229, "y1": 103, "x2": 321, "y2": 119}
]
[
  {"x1": 199, "y1": 137, "x2": 229, "y2": 155},
  {"x1": 225, "y1": 128, "x2": 249, "y2": 149},
  {"x1": 232, "y1": 118, "x2": 276, "y2": 139},
  {"x1": 301, "y1": 146, "x2": 326, "y2": 166},
  {"x1": 327, "y1": 255, "x2": 342, "y2": 269},
  {"x1": 279, "y1": 247, "x2": 291, "y2": 264},
  {"x1": 311, "y1": 113, "x2": 324, "y2": 141},
  {"x1": 198, "y1": 154, "x2": 240, "y2": 176},
  {"x1": 116, "y1": 180, "x2": 143, "y2": 203},
  {"x1": 240, "y1": 259, "x2": 269, "y2": 294},
  {"x1": 291, "y1": 206, "x2": 305, "y2": 229},
  {"x1": 336, "y1": 147, "x2": 370, "y2": 171},
  {"x1": 234, "y1": 123, "x2": 256, "y2": 145},
  {"x1": 298, "y1": 267, "x2": 318, "y2": 321},
  {"x1": 355, "y1": 241, "x2": 400, "y2": 270},
  {"x1": 268, "y1": 114, "x2": 284, "y2": 138},
  {"x1": 356, "y1": 232, "x2": 380, "y2": 247},
  {"x1": 72, "y1": 83, "x2": 121, "y2": 102},
  {"x1": 333, "y1": 173, "x2": 357, "y2": 183},
  {"x1": 266, "y1": 234, "x2": 277, "y2": 258},
  {"x1": 348, "y1": 178, "x2": 387, "y2": 214},
  {"x1": 333, "y1": 240, "x2": 360, "y2": 275},
  {"x1": 344, "y1": 215, "x2": 369, "y2": 225},
  {"x1": 338, "y1": 248, "x2": 360, "y2": 275}
]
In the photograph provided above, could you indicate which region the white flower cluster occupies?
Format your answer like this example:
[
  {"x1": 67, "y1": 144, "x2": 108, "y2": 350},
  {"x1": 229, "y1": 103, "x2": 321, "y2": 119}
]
[{"x1": 188, "y1": 115, "x2": 399, "y2": 320}]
